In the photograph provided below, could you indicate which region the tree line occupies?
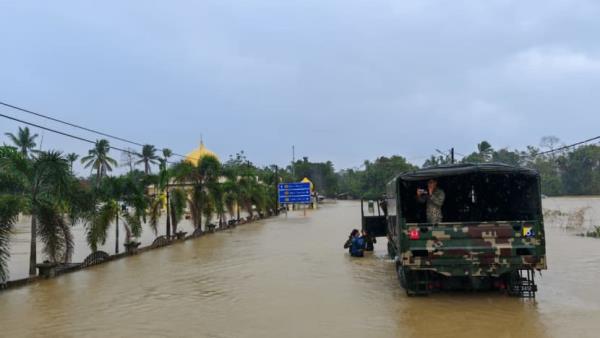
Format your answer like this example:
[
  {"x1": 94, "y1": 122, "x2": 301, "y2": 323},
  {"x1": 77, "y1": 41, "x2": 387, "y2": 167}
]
[
  {"x1": 288, "y1": 137, "x2": 600, "y2": 199},
  {"x1": 0, "y1": 127, "x2": 279, "y2": 282}
]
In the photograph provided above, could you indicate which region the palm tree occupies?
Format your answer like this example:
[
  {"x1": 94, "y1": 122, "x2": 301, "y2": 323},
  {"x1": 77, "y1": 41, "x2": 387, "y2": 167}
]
[
  {"x1": 85, "y1": 175, "x2": 146, "y2": 252},
  {"x1": 36, "y1": 201, "x2": 74, "y2": 264},
  {"x1": 222, "y1": 180, "x2": 238, "y2": 220},
  {"x1": 210, "y1": 180, "x2": 226, "y2": 226},
  {"x1": 136, "y1": 144, "x2": 159, "y2": 175},
  {"x1": 81, "y1": 139, "x2": 117, "y2": 186},
  {"x1": 0, "y1": 185, "x2": 22, "y2": 282},
  {"x1": 0, "y1": 198, "x2": 19, "y2": 282},
  {"x1": 477, "y1": 141, "x2": 493, "y2": 162},
  {"x1": 169, "y1": 188, "x2": 187, "y2": 234},
  {"x1": 66, "y1": 153, "x2": 79, "y2": 173},
  {"x1": 148, "y1": 155, "x2": 171, "y2": 236},
  {"x1": 0, "y1": 149, "x2": 72, "y2": 275},
  {"x1": 5, "y1": 126, "x2": 38, "y2": 157},
  {"x1": 162, "y1": 148, "x2": 172, "y2": 163},
  {"x1": 172, "y1": 155, "x2": 221, "y2": 230},
  {"x1": 1, "y1": 146, "x2": 23, "y2": 281},
  {"x1": 237, "y1": 176, "x2": 269, "y2": 219}
]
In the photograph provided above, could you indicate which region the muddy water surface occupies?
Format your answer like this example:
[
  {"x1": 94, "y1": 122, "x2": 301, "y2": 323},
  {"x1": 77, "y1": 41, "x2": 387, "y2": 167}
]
[{"x1": 1, "y1": 200, "x2": 599, "y2": 337}]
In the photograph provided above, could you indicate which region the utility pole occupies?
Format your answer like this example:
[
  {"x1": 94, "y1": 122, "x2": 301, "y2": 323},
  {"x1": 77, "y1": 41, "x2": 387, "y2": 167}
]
[
  {"x1": 292, "y1": 145, "x2": 295, "y2": 179},
  {"x1": 115, "y1": 212, "x2": 119, "y2": 254},
  {"x1": 275, "y1": 165, "x2": 279, "y2": 216},
  {"x1": 166, "y1": 184, "x2": 171, "y2": 239},
  {"x1": 451, "y1": 148, "x2": 455, "y2": 164}
]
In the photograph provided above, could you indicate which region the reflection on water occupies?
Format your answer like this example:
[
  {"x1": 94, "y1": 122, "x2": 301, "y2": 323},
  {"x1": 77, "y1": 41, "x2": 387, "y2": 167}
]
[{"x1": 1, "y1": 201, "x2": 600, "y2": 337}]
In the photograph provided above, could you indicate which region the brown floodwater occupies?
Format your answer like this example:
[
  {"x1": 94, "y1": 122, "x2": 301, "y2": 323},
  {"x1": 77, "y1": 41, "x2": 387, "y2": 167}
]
[{"x1": 1, "y1": 200, "x2": 599, "y2": 337}]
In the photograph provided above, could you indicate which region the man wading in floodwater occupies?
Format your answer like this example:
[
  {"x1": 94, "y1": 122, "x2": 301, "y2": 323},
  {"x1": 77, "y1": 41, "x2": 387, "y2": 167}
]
[
  {"x1": 417, "y1": 179, "x2": 445, "y2": 224},
  {"x1": 343, "y1": 229, "x2": 365, "y2": 257}
]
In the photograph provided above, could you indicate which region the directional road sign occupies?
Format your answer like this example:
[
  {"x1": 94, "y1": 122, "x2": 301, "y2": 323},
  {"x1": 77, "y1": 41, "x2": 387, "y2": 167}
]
[{"x1": 278, "y1": 182, "x2": 311, "y2": 204}]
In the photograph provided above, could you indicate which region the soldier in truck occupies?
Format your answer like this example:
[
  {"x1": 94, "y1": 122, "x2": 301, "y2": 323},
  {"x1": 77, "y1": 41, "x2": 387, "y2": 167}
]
[{"x1": 416, "y1": 179, "x2": 445, "y2": 224}]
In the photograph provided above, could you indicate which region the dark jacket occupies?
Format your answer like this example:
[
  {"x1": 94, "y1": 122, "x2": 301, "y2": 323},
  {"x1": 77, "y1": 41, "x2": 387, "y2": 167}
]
[{"x1": 364, "y1": 235, "x2": 376, "y2": 251}]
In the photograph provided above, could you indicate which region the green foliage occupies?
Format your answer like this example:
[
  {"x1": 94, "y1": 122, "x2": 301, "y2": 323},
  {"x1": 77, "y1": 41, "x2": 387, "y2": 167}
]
[
  {"x1": 559, "y1": 145, "x2": 600, "y2": 195},
  {"x1": 0, "y1": 194, "x2": 22, "y2": 281},
  {"x1": 423, "y1": 154, "x2": 453, "y2": 167},
  {"x1": 81, "y1": 139, "x2": 118, "y2": 184},
  {"x1": 122, "y1": 209, "x2": 142, "y2": 239},
  {"x1": 171, "y1": 155, "x2": 222, "y2": 229},
  {"x1": 84, "y1": 173, "x2": 149, "y2": 250},
  {"x1": 148, "y1": 196, "x2": 163, "y2": 235},
  {"x1": 458, "y1": 139, "x2": 600, "y2": 196},
  {"x1": 4, "y1": 126, "x2": 38, "y2": 157},
  {"x1": 169, "y1": 188, "x2": 187, "y2": 233},
  {"x1": 87, "y1": 200, "x2": 118, "y2": 252},
  {"x1": 291, "y1": 157, "x2": 338, "y2": 196},
  {"x1": 66, "y1": 153, "x2": 79, "y2": 172},
  {"x1": 36, "y1": 201, "x2": 74, "y2": 264},
  {"x1": 337, "y1": 155, "x2": 417, "y2": 199},
  {"x1": 0, "y1": 147, "x2": 73, "y2": 274},
  {"x1": 136, "y1": 144, "x2": 159, "y2": 175}
]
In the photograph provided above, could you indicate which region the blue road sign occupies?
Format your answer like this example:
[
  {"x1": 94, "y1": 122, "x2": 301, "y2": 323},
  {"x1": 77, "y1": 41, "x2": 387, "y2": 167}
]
[
  {"x1": 279, "y1": 195, "x2": 312, "y2": 204},
  {"x1": 278, "y1": 183, "x2": 310, "y2": 190},
  {"x1": 279, "y1": 189, "x2": 311, "y2": 196},
  {"x1": 278, "y1": 182, "x2": 311, "y2": 204}
]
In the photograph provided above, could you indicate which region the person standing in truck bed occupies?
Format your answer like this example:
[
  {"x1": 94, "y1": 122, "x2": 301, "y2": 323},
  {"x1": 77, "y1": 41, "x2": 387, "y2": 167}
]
[{"x1": 417, "y1": 179, "x2": 445, "y2": 224}]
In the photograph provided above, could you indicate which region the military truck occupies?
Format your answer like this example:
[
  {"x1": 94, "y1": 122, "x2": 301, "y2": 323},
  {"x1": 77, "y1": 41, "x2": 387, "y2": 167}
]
[{"x1": 362, "y1": 163, "x2": 547, "y2": 297}]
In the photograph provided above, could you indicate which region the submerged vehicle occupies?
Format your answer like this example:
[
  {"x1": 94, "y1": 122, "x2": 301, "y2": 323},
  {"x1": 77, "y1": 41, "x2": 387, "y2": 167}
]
[{"x1": 362, "y1": 163, "x2": 547, "y2": 297}]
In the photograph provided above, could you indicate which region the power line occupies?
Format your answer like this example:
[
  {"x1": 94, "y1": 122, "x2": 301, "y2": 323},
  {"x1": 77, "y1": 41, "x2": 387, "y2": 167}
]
[
  {"x1": 0, "y1": 100, "x2": 191, "y2": 160},
  {"x1": 0, "y1": 101, "x2": 145, "y2": 147},
  {"x1": 0, "y1": 112, "x2": 176, "y2": 164},
  {"x1": 535, "y1": 135, "x2": 600, "y2": 156}
]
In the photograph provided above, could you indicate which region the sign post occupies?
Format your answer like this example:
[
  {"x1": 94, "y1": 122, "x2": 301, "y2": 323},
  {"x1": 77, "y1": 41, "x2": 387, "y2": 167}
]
[{"x1": 278, "y1": 182, "x2": 311, "y2": 216}]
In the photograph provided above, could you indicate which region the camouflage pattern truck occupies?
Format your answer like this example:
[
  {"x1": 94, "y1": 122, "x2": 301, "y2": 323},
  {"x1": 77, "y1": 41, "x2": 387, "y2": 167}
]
[{"x1": 363, "y1": 163, "x2": 547, "y2": 296}]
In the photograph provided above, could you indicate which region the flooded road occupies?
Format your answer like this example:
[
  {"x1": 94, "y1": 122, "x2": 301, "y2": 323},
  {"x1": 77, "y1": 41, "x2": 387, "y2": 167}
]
[{"x1": 1, "y1": 200, "x2": 600, "y2": 337}]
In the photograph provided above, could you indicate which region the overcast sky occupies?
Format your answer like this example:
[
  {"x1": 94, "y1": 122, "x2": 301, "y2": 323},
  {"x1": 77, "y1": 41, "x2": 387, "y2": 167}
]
[{"x1": 1, "y1": 1, "x2": 599, "y2": 174}]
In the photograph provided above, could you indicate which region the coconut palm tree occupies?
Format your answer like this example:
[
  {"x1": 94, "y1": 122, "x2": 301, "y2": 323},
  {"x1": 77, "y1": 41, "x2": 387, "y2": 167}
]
[
  {"x1": 0, "y1": 148, "x2": 72, "y2": 275},
  {"x1": 136, "y1": 144, "x2": 159, "y2": 175},
  {"x1": 162, "y1": 148, "x2": 172, "y2": 163},
  {"x1": 81, "y1": 139, "x2": 117, "y2": 186},
  {"x1": 5, "y1": 126, "x2": 39, "y2": 157},
  {"x1": 66, "y1": 153, "x2": 79, "y2": 173},
  {"x1": 477, "y1": 141, "x2": 494, "y2": 162}
]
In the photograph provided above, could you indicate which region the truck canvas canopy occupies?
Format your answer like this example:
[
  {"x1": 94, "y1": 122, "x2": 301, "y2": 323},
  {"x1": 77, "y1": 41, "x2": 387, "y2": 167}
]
[{"x1": 396, "y1": 163, "x2": 542, "y2": 224}]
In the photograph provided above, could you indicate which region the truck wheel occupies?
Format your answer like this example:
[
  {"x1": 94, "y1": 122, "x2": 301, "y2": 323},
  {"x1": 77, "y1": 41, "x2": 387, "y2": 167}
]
[
  {"x1": 396, "y1": 263, "x2": 407, "y2": 289},
  {"x1": 387, "y1": 240, "x2": 396, "y2": 258}
]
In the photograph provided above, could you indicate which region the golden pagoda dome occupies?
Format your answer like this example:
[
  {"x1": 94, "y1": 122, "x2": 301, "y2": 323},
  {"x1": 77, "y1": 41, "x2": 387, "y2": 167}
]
[{"x1": 185, "y1": 141, "x2": 219, "y2": 166}]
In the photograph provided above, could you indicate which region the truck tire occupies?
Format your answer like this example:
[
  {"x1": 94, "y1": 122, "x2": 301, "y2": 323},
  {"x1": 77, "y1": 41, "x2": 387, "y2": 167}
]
[
  {"x1": 387, "y1": 240, "x2": 396, "y2": 258},
  {"x1": 396, "y1": 263, "x2": 407, "y2": 289}
]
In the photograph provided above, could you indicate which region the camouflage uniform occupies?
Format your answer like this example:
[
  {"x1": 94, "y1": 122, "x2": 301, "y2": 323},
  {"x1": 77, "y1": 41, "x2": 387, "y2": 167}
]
[{"x1": 418, "y1": 188, "x2": 445, "y2": 224}]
